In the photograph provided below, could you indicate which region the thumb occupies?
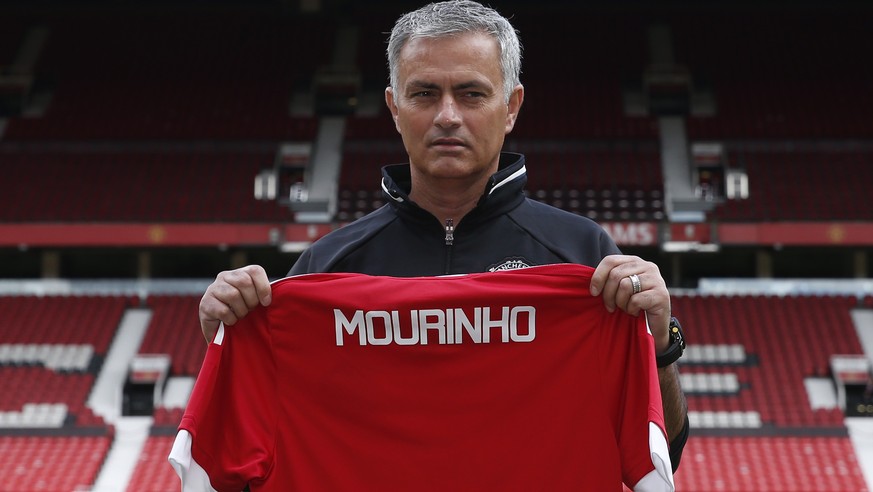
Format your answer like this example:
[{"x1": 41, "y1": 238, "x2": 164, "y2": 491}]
[{"x1": 201, "y1": 319, "x2": 220, "y2": 343}]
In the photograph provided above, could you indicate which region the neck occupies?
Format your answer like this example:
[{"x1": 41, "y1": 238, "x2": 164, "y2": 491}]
[{"x1": 408, "y1": 173, "x2": 492, "y2": 225}]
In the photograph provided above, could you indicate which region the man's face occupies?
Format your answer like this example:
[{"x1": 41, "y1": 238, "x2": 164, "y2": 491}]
[{"x1": 386, "y1": 32, "x2": 523, "y2": 184}]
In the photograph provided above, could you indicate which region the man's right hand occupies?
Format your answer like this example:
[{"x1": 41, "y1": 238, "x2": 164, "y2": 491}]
[{"x1": 199, "y1": 265, "x2": 272, "y2": 342}]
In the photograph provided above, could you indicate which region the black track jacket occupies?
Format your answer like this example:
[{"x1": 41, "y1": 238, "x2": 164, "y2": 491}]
[{"x1": 289, "y1": 152, "x2": 620, "y2": 276}]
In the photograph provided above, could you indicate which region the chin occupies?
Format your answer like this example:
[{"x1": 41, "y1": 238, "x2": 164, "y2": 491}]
[{"x1": 425, "y1": 158, "x2": 478, "y2": 177}]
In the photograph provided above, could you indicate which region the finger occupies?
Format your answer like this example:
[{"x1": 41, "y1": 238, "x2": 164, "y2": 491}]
[
  {"x1": 629, "y1": 289, "x2": 654, "y2": 318},
  {"x1": 589, "y1": 255, "x2": 627, "y2": 296},
  {"x1": 225, "y1": 265, "x2": 272, "y2": 307},
  {"x1": 615, "y1": 275, "x2": 638, "y2": 315},
  {"x1": 199, "y1": 293, "x2": 239, "y2": 342},
  {"x1": 605, "y1": 263, "x2": 645, "y2": 311},
  {"x1": 617, "y1": 273, "x2": 654, "y2": 316},
  {"x1": 206, "y1": 269, "x2": 257, "y2": 324},
  {"x1": 217, "y1": 268, "x2": 254, "y2": 308},
  {"x1": 246, "y1": 265, "x2": 272, "y2": 306},
  {"x1": 600, "y1": 266, "x2": 630, "y2": 313},
  {"x1": 605, "y1": 265, "x2": 655, "y2": 315},
  {"x1": 216, "y1": 285, "x2": 248, "y2": 322},
  {"x1": 237, "y1": 278, "x2": 263, "y2": 312}
]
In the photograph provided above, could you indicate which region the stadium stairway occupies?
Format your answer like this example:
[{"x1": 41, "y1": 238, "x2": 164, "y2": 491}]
[
  {"x1": 92, "y1": 416, "x2": 153, "y2": 491},
  {"x1": 88, "y1": 308, "x2": 151, "y2": 422},
  {"x1": 87, "y1": 307, "x2": 154, "y2": 491}
]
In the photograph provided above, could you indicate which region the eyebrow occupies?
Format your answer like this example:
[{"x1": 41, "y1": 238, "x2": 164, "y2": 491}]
[{"x1": 405, "y1": 80, "x2": 491, "y2": 92}]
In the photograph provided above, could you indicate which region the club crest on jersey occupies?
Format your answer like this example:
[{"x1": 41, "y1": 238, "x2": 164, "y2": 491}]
[
  {"x1": 334, "y1": 306, "x2": 536, "y2": 346},
  {"x1": 487, "y1": 257, "x2": 533, "y2": 272}
]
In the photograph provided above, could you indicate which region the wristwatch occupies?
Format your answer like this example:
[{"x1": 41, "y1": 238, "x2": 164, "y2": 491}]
[{"x1": 656, "y1": 317, "x2": 686, "y2": 368}]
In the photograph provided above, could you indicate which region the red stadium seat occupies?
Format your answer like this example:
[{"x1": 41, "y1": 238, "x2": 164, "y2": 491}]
[
  {"x1": 126, "y1": 435, "x2": 180, "y2": 492},
  {"x1": 139, "y1": 295, "x2": 206, "y2": 377},
  {"x1": 0, "y1": 436, "x2": 112, "y2": 490},
  {"x1": 674, "y1": 294, "x2": 862, "y2": 428},
  {"x1": 674, "y1": 436, "x2": 867, "y2": 492}
]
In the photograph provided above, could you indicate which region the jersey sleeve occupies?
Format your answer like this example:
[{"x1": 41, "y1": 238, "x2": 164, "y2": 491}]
[
  {"x1": 600, "y1": 312, "x2": 675, "y2": 491},
  {"x1": 169, "y1": 306, "x2": 279, "y2": 492}
]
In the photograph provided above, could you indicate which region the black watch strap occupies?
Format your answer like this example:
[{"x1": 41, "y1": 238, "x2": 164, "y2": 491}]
[{"x1": 656, "y1": 316, "x2": 686, "y2": 368}]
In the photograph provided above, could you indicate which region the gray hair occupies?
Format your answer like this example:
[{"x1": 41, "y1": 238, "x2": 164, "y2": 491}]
[{"x1": 387, "y1": 0, "x2": 522, "y2": 103}]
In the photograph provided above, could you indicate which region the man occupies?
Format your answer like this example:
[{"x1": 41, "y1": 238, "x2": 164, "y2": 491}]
[{"x1": 199, "y1": 0, "x2": 688, "y2": 473}]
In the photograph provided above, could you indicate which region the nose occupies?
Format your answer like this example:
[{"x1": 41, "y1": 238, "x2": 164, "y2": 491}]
[{"x1": 434, "y1": 95, "x2": 462, "y2": 128}]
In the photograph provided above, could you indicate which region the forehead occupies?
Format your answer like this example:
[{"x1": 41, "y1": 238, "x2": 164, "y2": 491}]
[{"x1": 396, "y1": 31, "x2": 502, "y2": 83}]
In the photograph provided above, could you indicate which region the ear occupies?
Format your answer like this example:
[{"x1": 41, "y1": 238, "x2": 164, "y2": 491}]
[
  {"x1": 504, "y1": 84, "x2": 524, "y2": 134},
  {"x1": 385, "y1": 87, "x2": 400, "y2": 131}
]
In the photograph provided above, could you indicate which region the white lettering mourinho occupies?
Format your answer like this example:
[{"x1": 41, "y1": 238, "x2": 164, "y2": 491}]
[{"x1": 334, "y1": 306, "x2": 536, "y2": 346}]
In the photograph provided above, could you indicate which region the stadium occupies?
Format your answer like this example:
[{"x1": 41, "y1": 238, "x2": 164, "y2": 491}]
[{"x1": 1, "y1": 0, "x2": 871, "y2": 490}]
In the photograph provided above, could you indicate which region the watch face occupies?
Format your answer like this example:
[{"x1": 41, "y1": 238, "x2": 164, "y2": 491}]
[{"x1": 670, "y1": 318, "x2": 685, "y2": 347}]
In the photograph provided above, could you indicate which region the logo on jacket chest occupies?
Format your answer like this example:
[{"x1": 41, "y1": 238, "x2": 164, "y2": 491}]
[{"x1": 487, "y1": 257, "x2": 533, "y2": 272}]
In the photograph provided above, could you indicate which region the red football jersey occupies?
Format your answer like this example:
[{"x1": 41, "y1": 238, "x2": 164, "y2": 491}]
[{"x1": 170, "y1": 264, "x2": 673, "y2": 491}]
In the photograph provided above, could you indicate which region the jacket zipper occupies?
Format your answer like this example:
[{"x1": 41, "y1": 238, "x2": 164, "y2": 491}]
[{"x1": 444, "y1": 218, "x2": 454, "y2": 274}]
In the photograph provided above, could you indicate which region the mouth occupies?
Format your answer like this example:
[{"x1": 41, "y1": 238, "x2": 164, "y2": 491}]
[{"x1": 430, "y1": 138, "x2": 467, "y2": 150}]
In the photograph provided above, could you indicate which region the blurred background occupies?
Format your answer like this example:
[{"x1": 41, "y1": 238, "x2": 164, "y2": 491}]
[{"x1": 0, "y1": 0, "x2": 871, "y2": 490}]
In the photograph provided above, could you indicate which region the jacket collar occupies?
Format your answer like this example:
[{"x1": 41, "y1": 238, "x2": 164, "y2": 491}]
[{"x1": 380, "y1": 152, "x2": 527, "y2": 225}]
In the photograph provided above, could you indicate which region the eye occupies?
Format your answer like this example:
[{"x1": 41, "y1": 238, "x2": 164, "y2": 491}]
[{"x1": 411, "y1": 91, "x2": 433, "y2": 98}]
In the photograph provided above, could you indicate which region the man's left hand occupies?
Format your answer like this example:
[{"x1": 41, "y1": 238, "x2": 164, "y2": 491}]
[{"x1": 589, "y1": 255, "x2": 671, "y2": 354}]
